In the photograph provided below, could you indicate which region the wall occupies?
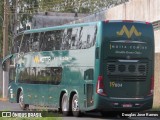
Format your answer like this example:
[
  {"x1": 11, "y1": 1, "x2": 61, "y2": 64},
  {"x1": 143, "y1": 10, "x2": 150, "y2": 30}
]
[
  {"x1": 154, "y1": 53, "x2": 160, "y2": 108},
  {"x1": 70, "y1": 0, "x2": 160, "y2": 53},
  {"x1": 154, "y1": 29, "x2": 160, "y2": 53}
]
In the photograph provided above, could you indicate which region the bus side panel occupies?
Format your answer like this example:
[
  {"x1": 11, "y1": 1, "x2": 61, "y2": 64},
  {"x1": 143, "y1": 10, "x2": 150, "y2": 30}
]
[
  {"x1": 91, "y1": 22, "x2": 104, "y2": 111},
  {"x1": 8, "y1": 82, "x2": 19, "y2": 103}
]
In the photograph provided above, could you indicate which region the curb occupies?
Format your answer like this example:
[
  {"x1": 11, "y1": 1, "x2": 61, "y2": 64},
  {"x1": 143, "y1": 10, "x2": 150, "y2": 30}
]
[{"x1": 0, "y1": 98, "x2": 8, "y2": 101}]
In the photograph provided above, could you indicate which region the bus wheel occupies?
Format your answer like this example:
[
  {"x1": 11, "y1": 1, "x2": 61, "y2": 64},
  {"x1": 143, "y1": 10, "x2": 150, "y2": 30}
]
[
  {"x1": 72, "y1": 94, "x2": 81, "y2": 117},
  {"x1": 61, "y1": 93, "x2": 70, "y2": 116},
  {"x1": 18, "y1": 91, "x2": 29, "y2": 110}
]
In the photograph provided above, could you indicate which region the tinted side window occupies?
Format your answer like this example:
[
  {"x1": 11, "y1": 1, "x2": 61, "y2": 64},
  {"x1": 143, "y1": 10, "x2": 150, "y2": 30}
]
[
  {"x1": 31, "y1": 33, "x2": 40, "y2": 52},
  {"x1": 19, "y1": 68, "x2": 30, "y2": 83},
  {"x1": 36, "y1": 67, "x2": 62, "y2": 85},
  {"x1": 30, "y1": 67, "x2": 36, "y2": 83},
  {"x1": 42, "y1": 31, "x2": 54, "y2": 51},
  {"x1": 50, "y1": 67, "x2": 62, "y2": 85},
  {"x1": 18, "y1": 67, "x2": 62, "y2": 85},
  {"x1": 61, "y1": 29, "x2": 72, "y2": 50},
  {"x1": 39, "y1": 32, "x2": 45, "y2": 51},
  {"x1": 20, "y1": 34, "x2": 30, "y2": 53},
  {"x1": 80, "y1": 26, "x2": 97, "y2": 49},
  {"x1": 40, "y1": 30, "x2": 63, "y2": 51},
  {"x1": 54, "y1": 30, "x2": 63, "y2": 50},
  {"x1": 61, "y1": 25, "x2": 97, "y2": 50},
  {"x1": 9, "y1": 68, "x2": 16, "y2": 82},
  {"x1": 13, "y1": 35, "x2": 22, "y2": 53}
]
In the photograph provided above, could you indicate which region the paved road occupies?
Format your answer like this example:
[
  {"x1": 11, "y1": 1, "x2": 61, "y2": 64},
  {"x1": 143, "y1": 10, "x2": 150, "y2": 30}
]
[{"x1": 0, "y1": 101, "x2": 160, "y2": 120}]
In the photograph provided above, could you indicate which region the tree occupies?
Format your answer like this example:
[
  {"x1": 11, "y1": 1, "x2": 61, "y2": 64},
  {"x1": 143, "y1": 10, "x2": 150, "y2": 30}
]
[
  {"x1": 8, "y1": 0, "x2": 38, "y2": 33},
  {"x1": 38, "y1": 0, "x2": 129, "y2": 13},
  {"x1": 8, "y1": 0, "x2": 129, "y2": 38},
  {"x1": 0, "y1": 2, "x2": 3, "y2": 57}
]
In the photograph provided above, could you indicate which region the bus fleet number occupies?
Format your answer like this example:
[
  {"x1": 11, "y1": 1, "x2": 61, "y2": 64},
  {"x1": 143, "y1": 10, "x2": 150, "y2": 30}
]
[{"x1": 110, "y1": 82, "x2": 123, "y2": 88}]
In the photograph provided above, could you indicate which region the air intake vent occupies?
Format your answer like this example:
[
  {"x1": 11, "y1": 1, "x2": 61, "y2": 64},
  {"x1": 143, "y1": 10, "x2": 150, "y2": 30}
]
[
  {"x1": 128, "y1": 65, "x2": 136, "y2": 72},
  {"x1": 107, "y1": 64, "x2": 116, "y2": 72},
  {"x1": 106, "y1": 61, "x2": 148, "y2": 81},
  {"x1": 118, "y1": 65, "x2": 125, "y2": 72},
  {"x1": 138, "y1": 65, "x2": 146, "y2": 73}
]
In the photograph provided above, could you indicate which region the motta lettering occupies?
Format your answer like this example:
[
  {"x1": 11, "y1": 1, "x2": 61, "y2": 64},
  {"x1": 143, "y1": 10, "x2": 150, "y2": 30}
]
[
  {"x1": 117, "y1": 25, "x2": 142, "y2": 38},
  {"x1": 40, "y1": 56, "x2": 51, "y2": 62},
  {"x1": 110, "y1": 44, "x2": 147, "y2": 50},
  {"x1": 34, "y1": 56, "x2": 72, "y2": 63},
  {"x1": 34, "y1": 56, "x2": 51, "y2": 63}
]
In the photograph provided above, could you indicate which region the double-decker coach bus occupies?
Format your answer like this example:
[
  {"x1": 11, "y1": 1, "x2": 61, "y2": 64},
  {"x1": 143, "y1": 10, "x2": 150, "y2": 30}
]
[{"x1": 2, "y1": 20, "x2": 154, "y2": 117}]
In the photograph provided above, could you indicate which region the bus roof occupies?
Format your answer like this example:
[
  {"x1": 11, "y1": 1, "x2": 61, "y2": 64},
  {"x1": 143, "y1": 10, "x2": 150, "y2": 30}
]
[
  {"x1": 23, "y1": 21, "x2": 98, "y2": 34},
  {"x1": 19, "y1": 20, "x2": 150, "y2": 35}
]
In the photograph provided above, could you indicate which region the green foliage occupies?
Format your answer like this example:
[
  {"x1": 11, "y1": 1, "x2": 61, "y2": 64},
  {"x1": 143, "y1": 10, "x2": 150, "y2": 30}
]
[
  {"x1": 38, "y1": 0, "x2": 129, "y2": 13},
  {"x1": 0, "y1": 2, "x2": 3, "y2": 57},
  {"x1": 6, "y1": 0, "x2": 129, "y2": 54}
]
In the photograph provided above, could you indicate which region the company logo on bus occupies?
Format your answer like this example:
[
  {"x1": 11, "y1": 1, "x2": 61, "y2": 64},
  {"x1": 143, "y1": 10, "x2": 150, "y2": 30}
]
[
  {"x1": 33, "y1": 56, "x2": 51, "y2": 63},
  {"x1": 33, "y1": 56, "x2": 72, "y2": 63},
  {"x1": 34, "y1": 56, "x2": 40, "y2": 63},
  {"x1": 117, "y1": 25, "x2": 141, "y2": 38}
]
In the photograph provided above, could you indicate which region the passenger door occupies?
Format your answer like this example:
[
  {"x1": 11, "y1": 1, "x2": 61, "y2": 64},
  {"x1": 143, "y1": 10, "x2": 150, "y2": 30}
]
[{"x1": 84, "y1": 69, "x2": 94, "y2": 108}]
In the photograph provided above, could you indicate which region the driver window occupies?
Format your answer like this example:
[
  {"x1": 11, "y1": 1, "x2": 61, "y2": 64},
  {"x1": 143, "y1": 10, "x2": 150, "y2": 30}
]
[{"x1": 9, "y1": 68, "x2": 16, "y2": 82}]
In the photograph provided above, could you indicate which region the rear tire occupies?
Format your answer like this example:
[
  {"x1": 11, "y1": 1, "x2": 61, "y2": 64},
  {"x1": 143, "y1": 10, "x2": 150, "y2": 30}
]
[
  {"x1": 72, "y1": 94, "x2": 81, "y2": 117},
  {"x1": 18, "y1": 91, "x2": 29, "y2": 110},
  {"x1": 61, "y1": 93, "x2": 70, "y2": 116}
]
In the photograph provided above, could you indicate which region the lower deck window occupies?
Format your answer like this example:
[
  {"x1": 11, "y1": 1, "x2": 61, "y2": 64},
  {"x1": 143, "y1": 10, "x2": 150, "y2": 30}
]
[{"x1": 19, "y1": 67, "x2": 62, "y2": 84}]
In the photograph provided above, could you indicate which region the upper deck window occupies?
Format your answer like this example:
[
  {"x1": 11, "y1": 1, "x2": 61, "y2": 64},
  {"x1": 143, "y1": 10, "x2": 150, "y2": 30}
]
[
  {"x1": 40, "y1": 30, "x2": 63, "y2": 51},
  {"x1": 12, "y1": 35, "x2": 22, "y2": 53},
  {"x1": 61, "y1": 25, "x2": 97, "y2": 50},
  {"x1": 20, "y1": 34, "x2": 30, "y2": 53},
  {"x1": 17, "y1": 25, "x2": 97, "y2": 53}
]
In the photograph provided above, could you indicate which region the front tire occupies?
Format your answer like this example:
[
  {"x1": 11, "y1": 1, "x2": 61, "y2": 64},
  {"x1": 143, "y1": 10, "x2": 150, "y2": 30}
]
[
  {"x1": 18, "y1": 91, "x2": 29, "y2": 110},
  {"x1": 61, "y1": 93, "x2": 70, "y2": 116},
  {"x1": 72, "y1": 94, "x2": 81, "y2": 117}
]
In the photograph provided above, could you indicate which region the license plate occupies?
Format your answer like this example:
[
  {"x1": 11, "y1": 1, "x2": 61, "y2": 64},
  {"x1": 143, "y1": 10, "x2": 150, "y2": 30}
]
[{"x1": 122, "y1": 104, "x2": 132, "y2": 108}]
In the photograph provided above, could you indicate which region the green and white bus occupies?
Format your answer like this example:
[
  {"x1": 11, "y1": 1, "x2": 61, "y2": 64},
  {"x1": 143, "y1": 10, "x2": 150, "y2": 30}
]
[{"x1": 3, "y1": 20, "x2": 154, "y2": 117}]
